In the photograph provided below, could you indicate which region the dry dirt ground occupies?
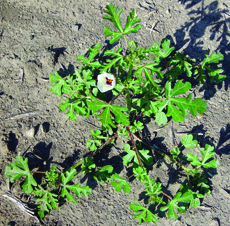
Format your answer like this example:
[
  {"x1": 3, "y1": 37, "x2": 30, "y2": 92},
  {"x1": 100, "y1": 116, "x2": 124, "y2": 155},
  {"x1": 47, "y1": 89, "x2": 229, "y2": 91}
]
[{"x1": 0, "y1": 0, "x2": 230, "y2": 225}]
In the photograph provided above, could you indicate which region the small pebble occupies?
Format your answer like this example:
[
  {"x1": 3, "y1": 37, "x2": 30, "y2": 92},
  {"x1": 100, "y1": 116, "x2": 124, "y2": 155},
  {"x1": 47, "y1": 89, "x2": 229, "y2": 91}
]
[
  {"x1": 71, "y1": 24, "x2": 81, "y2": 31},
  {"x1": 24, "y1": 127, "x2": 35, "y2": 138},
  {"x1": 35, "y1": 124, "x2": 44, "y2": 137}
]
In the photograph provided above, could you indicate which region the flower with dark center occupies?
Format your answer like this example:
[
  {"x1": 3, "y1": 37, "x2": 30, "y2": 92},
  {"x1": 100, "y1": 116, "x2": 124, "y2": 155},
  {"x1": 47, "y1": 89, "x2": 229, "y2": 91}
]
[{"x1": 97, "y1": 72, "x2": 116, "y2": 93}]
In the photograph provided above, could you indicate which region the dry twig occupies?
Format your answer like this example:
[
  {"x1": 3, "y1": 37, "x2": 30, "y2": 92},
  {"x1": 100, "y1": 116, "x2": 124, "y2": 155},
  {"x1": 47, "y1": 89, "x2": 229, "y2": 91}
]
[
  {"x1": 2, "y1": 191, "x2": 39, "y2": 223},
  {"x1": 5, "y1": 111, "x2": 40, "y2": 120}
]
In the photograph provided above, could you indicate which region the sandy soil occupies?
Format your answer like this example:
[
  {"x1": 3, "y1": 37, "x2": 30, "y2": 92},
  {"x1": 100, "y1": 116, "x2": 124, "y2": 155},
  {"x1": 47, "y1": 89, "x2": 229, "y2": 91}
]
[{"x1": 0, "y1": 0, "x2": 230, "y2": 225}]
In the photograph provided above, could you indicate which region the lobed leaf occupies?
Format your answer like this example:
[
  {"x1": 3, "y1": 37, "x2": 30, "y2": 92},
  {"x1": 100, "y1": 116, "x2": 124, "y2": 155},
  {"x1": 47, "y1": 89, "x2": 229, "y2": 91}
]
[
  {"x1": 157, "y1": 81, "x2": 207, "y2": 122},
  {"x1": 96, "y1": 106, "x2": 116, "y2": 130},
  {"x1": 123, "y1": 8, "x2": 141, "y2": 34},
  {"x1": 203, "y1": 51, "x2": 223, "y2": 65},
  {"x1": 186, "y1": 153, "x2": 202, "y2": 167},
  {"x1": 129, "y1": 199, "x2": 159, "y2": 224},
  {"x1": 110, "y1": 173, "x2": 131, "y2": 193},
  {"x1": 144, "y1": 175, "x2": 165, "y2": 204},
  {"x1": 59, "y1": 98, "x2": 88, "y2": 121},
  {"x1": 46, "y1": 165, "x2": 59, "y2": 183},
  {"x1": 167, "y1": 52, "x2": 194, "y2": 80},
  {"x1": 34, "y1": 185, "x2": 59, "y2": 219},
  {"x1": 130, "y1": 121, "x2": 144, "y2": 133},
  {"x1": 134, "y1": 62, "x2": 163, "y2": 87},
  {"x1": 88, "y1": 96, "x2": 129, "y2": 129},
  {"x1": 81, "y1": 157, "x2": 96, "y2": 174},
  {"x1": 86, "y1": 138, "x2": 101, "y2": 151},
  {"x1": 151, "y1": 38, "x2": 175, "y2": 61},
  {"x1": 101, "y1": 47, "x2": 127, "y2": 72},
  {"x1": 197, "y1": 52, "x2": 226, "y2": 83},
  {"x1": 61, "y1": 168, "x2": 92, "y2": 203},
  {"x1": 4, "y1": 156, "x2": 37, "y2": 194},
  {"x1": 77, "y1": 43, "x2": 101, "y2": 69},
  {"x1": 200, "y1": 144, "x2": 219, "y2": 168},
  {"x1": 187, "y1": 144, "x2": 219, "y2": 168},
  {"x1": 49, "y1": 72, "x2": 66, "y2": 96},
  {"x1": 122, "y1": 143, "x2": 136, "y2": 166},
  {"x1": 166, "y1": 80, "x2": 191, "y2": 98},
  {"x1": 122, "y1": 143, "x2": 153, "y2": 166},
  {"x1": 103, "y1": 4, "x2": 123, "y2": 32},
  {"x1": 110, "y1": 105, "x2": 129, "y2": 126},
  {"x1": 181, "y1": 134, "x2": 198, "y2": 149},
  {"x1": 103, "y1": 3, "x2": 141, "y2": 44},
  {"x1": 94, "y1": 165, "x2": 113, "y2": 184},
  {"x1": 170, "y1": 147, "x2": 180, "y2": 158},
  {"x1": 87, "y1": 95, "x2": 108, "y2": 114},
  {"x1": 133, "y1": 166, "x2": 147, "y2": 183},
  {"x1": 160, "y1": 190, "x2": 193, "y2": 220}
]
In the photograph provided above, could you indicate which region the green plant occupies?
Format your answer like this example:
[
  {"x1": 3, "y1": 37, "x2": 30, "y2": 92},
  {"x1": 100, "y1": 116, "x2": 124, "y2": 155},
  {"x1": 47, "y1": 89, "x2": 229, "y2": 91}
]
[
  {"x1": 5, "y1": 157, "x2": 92, "y2": 219},
  {"x1": 4, "y1": 3, "x2": 224, "y2": 224}
]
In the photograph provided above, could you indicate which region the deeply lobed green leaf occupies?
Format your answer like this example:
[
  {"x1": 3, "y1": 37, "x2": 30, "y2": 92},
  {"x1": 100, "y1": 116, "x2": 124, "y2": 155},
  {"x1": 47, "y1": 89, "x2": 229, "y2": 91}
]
[
  {"x1": 130, "y1": 199, "x2": 159, "y2": 224},
  {"x1": 154, "y1": 81, "x2": 207, "y2": 122},
  {"x1": 160, "y1": 190, "x2": 193, "y2": 220},
  {"x1": 103, "y1": 3, "x2": 141, "y2": 44},
  {"x1": 187, "y1": 144, "x2": 219, "y2": 168},
  {"x1": 110, "y1": 173, "x2": 131, "y2": 193},
  {"x1": 77, "y1": 43, "x2": 101, "y2": 69},
  {"x1": 34, "y1": 185, "x2": 59, "y2": 219},
  {"x1": 4, "y1": 156, "x2": 37, "y2": 194},
  {"x1": 94, "y1": 165, "x2": 113, "y2": 184},
  {"x1": 181, "y1": 134, "x2": 198, "y2": 149},
  {"x1": 61, "y1": 168, "x2": 92, "y2": 203}
]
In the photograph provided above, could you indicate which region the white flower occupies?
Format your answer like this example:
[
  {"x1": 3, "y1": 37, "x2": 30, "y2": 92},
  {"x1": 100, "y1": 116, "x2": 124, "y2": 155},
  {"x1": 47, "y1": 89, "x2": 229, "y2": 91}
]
[{"x1": 97, "y1": 72, "x2": 116, "y2": 93}]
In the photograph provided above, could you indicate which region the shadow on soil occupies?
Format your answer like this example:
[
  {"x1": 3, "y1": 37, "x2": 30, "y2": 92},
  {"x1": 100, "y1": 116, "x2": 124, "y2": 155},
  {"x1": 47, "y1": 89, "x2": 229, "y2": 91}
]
[{"x1": 171, "y1": 0, "x2": 230, "y2": 98}]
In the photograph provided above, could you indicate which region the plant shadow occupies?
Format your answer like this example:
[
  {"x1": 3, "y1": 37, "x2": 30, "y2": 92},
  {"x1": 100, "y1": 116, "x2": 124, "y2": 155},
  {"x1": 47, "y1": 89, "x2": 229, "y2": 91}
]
[{"x1": 169, "y1": 0, "x2": 230, "y2": 99}]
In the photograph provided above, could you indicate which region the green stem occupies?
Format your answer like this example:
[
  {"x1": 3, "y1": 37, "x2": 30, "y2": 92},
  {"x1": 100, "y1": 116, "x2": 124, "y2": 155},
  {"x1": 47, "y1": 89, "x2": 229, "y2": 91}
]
[
  {"x1": 123, "y1": 34, "x2": 128, "y2": 48},
  {"x1": 127, "y1": 64, "x2": 133, "y2": 82},
  {"x1": 126, "y1": 89, "x2": 131, "y2": 111}
]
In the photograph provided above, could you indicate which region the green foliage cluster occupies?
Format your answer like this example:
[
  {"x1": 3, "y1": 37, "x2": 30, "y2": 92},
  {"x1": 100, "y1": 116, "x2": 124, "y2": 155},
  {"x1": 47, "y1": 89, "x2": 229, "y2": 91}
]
[
  {"x1": 5, "y1": 158, "x2": 91, "y2": 219},
  {"x1": 4, "y1": 3, "x2": 224, "y2": 224}
]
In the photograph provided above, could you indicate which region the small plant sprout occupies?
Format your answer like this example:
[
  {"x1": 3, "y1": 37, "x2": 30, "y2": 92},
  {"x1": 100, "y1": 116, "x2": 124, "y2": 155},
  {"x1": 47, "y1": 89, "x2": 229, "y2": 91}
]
[
  {"x1": 97, "y1": 71, "x2": 116, "y2": 93},
  {"x1": 4, "y1": 3, "x2": 225, "y2": 224}
]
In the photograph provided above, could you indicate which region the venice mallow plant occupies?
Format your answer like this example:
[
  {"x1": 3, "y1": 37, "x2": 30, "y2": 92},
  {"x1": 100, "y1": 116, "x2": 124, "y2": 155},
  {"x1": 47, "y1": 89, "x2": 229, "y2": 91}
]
[{"x1": 4, "y1": 3, "x2": 224, "y2": 224}]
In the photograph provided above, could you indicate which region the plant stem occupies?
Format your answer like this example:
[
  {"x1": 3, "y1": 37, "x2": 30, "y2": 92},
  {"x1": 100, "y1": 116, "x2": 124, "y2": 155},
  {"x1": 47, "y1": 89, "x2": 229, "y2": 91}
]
[
  {"x1": 123, "y1": 34, "x2": 128, "y2": 48},
  {"x1": 127, "y1": 126, "x2": 142, "y2": 167},
  {"x1": 135, "y1": 111, "x2": 144, "y2": 122},
  {"x1": 109, "y1": 88, "x2": 125, "y2": 104},
  {"x1": 126, "y1": 89, "x2": 131, "y2": 111},
  {"x1": 69, "y1": 133, "x2": 119, "y2": 170},
  {"x1": 127, "y1": 65, "x2": 133, "y2": 82},
  {"x1": 152, "y1": 97, "x2": 170, "y2": 101},
  {"x1": 32, "y1": 171, "x2": 46, "y2": 174},
  {"x1": 132, "y1": 133, "x2": 189, "y2": 173},
  {"x1": 92, "y1": 133, "x2": 118, "y2": 155},
  {"x1": 161, "y1": 191, "x2": 172, "y2": 200},
  {"x1": 86, "y1": 87, "x2": 108, "y2": 105},
  {"x1": 127, "y1": 173, "x2": 135, "y2": 180}
]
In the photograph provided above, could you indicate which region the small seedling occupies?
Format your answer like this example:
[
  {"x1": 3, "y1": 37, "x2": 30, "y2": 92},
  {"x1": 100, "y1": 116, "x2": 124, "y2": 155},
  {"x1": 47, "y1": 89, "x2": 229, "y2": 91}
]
[{"x1": 4, "y1": 3, "x2": 224, "y2": 224}]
